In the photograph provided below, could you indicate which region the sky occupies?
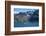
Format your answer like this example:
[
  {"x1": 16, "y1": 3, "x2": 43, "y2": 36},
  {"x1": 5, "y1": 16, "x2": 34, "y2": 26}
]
[{"x1": 14, "y1": 8, "x2": 39, "y2": 14}]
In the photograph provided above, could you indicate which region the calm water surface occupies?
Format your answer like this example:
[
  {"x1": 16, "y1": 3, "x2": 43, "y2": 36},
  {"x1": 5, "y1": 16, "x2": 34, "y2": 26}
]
[{"x1": 14, "y1": 21, "x2": 39, "y2": 27}]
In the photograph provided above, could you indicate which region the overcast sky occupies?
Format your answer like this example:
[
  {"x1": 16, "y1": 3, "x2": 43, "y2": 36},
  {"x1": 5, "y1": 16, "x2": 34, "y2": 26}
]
[{"x1": 14, "y1": 8, "x2": 39, "y2": 14}]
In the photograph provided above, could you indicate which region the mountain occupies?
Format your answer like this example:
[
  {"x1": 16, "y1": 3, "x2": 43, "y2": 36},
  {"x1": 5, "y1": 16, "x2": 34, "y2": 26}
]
[{"x1": 14, "y1": 10, "x2": 39, "y2": 22}]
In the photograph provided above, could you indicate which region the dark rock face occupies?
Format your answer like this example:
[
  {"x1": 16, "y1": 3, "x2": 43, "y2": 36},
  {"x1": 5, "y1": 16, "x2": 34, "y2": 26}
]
[{"x1": 28, "y1": 15, "x2": 39, "y2": 22}]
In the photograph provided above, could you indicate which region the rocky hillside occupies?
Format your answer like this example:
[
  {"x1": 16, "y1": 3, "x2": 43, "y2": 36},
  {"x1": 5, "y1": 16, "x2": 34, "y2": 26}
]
[{"x1": 14, "y1": 10, "x2": 39, "y2": 23}]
